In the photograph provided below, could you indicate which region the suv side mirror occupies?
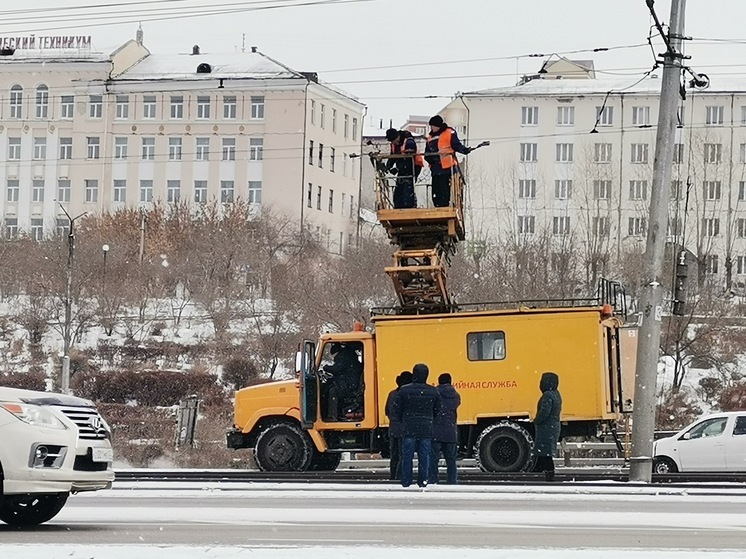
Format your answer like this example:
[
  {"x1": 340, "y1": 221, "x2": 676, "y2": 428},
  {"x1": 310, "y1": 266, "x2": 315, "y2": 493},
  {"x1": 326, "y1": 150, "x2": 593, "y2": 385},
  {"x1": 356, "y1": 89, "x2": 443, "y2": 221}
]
[{"x1": 681, "y1": 432, "x2": 691, "y2": 440}]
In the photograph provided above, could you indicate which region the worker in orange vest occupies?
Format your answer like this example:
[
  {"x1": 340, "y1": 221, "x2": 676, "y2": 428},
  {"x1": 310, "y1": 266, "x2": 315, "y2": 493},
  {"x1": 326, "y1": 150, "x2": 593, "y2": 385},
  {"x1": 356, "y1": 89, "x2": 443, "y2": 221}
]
[
  {"x1": 385, "y1": 128, "x2": 423, "y2": 209},
  {"x1": 424, "y1": 115, "x2": 473, "y2": 207}
]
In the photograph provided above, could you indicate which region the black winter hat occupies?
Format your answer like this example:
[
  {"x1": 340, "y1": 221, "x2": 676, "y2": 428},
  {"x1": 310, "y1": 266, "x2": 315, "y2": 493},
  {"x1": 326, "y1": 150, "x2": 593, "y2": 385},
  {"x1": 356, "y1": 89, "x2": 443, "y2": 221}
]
[
  {"x1": 385, "y1": 128, "x2": 398, "y2": 142},
  {"x1": 428, "y1": 115, "x2": 444, "y2": 127}
]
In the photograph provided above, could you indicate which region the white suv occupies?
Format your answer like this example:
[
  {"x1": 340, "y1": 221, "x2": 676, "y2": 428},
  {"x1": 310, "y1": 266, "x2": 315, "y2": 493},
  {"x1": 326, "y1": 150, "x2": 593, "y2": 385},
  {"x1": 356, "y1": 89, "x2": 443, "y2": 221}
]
[{"x1": 0, "y1": 387, "x2": 114, "y2": 526}]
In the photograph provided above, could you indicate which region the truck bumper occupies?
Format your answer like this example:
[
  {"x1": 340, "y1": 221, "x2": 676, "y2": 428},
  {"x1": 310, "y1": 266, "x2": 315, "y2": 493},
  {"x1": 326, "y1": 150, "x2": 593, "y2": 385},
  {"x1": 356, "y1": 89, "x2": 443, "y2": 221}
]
[{"x1": 226, "y1": 429, "x2": 250, "y2": 449}]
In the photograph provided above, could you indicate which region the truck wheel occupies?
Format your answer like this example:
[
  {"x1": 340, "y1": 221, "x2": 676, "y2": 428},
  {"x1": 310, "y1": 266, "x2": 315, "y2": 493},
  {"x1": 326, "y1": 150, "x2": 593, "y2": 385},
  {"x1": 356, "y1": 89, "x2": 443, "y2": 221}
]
[
  {"x1": 476, "y1": 421, "x2": 534, "y2": 473},
  {"x1": 254, "y1": 422, "x2": 313, "y2": 472},
  {"x1": 308, "y1": 451, "x2": 342, "y2": 472},
  {"x1": 0, "y1": 493, "x2": 69, "y2": 526}
]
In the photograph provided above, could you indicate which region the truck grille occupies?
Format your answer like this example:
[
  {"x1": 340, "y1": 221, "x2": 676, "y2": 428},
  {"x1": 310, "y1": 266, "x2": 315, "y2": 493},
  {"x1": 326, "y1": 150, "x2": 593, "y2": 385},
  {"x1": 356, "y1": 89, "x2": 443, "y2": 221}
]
[{"x1": 57, "y1": 407, "x2": 109, "y2": 440}]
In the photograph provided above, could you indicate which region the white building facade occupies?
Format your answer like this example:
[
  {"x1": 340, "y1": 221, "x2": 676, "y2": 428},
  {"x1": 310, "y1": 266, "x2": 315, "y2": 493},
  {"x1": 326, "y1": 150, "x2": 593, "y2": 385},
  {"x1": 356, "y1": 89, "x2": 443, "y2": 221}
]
[
  {"x1": 0, "y1": 34, "x2": 364, "y2": 254},
  {"x1": 439, "y1": 70, "x2": 746, "y2": 287}
]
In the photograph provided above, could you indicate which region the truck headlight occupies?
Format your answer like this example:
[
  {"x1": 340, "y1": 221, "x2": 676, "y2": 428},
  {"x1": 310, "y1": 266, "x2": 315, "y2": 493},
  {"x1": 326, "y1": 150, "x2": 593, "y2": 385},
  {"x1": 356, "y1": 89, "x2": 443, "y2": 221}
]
[{"x1": 0, "y1": 402, "x2": 68, "y2": 430}]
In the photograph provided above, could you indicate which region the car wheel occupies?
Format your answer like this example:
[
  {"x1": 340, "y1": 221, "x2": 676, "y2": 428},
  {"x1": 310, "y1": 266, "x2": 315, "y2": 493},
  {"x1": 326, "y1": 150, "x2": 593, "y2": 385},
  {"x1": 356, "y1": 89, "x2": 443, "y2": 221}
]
[
  {"x1": 0, "y1": 493, "x2": 69, "y2": 526},
  {"x1": 254, "y1": 422, "x2": 313, "y2": 472},
  {"x1": 476, "y1": 421, "x2": 535, "y2": 473},
  {"x1": 653, "y1": 456, "x2": 679, "y2": 474}
]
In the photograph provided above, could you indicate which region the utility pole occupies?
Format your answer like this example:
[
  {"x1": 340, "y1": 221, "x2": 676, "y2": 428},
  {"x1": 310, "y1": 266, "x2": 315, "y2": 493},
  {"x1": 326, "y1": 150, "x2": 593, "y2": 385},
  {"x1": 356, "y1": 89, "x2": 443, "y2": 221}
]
[{"x1": 629, "y1": 0, "x2": 687, "y2": 482}]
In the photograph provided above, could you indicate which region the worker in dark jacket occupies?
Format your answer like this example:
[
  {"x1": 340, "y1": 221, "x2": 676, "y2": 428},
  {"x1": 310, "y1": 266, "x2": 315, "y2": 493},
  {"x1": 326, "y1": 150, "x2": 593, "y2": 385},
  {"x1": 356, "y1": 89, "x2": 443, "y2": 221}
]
[
  {"x1": 322, "y1": 342, "x2": 363, "y2": 421},
  {"x1": 428, "y1": 373, "x2": 461, "y2": 485},
  {"x1": 423, "y1": 115, "x2": 472, "y2": 208},
  {"x1": 385, "y1": 128, "x2": 422, "y2": 209},
  {"x1": 392, "y1": 363, "x2": 441, "y2": 487},
  {"x1": 384, "y1": 371, "x2": 412, "y2": 481},
  {"x1": 533, "y1": 372, "x2": 562, "y2": 481}
]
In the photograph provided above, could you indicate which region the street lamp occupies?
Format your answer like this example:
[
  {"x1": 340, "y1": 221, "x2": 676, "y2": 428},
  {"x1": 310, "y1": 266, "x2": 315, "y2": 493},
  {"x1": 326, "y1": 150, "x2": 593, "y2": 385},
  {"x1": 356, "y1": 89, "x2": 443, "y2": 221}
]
[{"x1": 102, "y1": 244, "x2": 110, "y2": 293}]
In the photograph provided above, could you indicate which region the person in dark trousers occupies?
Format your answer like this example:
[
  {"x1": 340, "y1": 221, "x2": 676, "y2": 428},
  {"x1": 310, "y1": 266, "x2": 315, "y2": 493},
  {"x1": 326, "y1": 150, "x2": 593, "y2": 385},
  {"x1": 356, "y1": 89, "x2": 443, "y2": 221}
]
[
  {"x1": 392, "y1": 363, "x2": 441, "y2": 488},
  {"x1": 428, "y1": 373, "x2": 461, "y2": 485},
  {"x1": 533, "y1": 371, "x2": 562, "y2": 481},
  {"x1": 385, "y1": 128, "x2": 422, "y2": 209},
  {"x1": 423, "y1": 115, "x2": 472, "y2": 208},
  {"x1": 322, "y1": 342, "x2": 363, "y2": 421},
  {"x1": 384, "y1": 371, "x2": 413, "y2": 481}
]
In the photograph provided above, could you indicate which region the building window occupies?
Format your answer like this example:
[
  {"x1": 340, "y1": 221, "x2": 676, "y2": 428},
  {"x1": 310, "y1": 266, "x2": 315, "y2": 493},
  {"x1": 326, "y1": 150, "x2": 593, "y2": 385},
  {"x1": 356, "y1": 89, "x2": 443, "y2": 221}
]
[
  {"x1": 88, "y1": 95, "x2": 102, "y2": 118},
  {"x1": 342, "y1": 153, "x2": 349, "y2": 176},
  {"x1": 673, "y1": 143, "x2": 684, "y2": 164},
  {"x1": 10, "y1": 85, "x2": 23, "y2": 119},
  {"x1": 5, "y1": 218, "x2": 18, "y2": 238},
  {"x1": 518, "y1": 215, "x2": 535, "y2": 234},
  {"x1": 114, "y1": 137, "x2": 128, "y2": 159},
  {"x1": 328, "y1": 189, "x2": 334, "y2": 213},
  {"x1": 552, "y1": 216, "x2": 570, "y2": 235},
  {"x1": 593, "y1": 216, "x2": 610, "y2": 236},
  {"x1": 35, "y1": 85, "x2": 49, "y2": 118},
  {"x1": 223, "y1": 96, "x2": 237, "y2": 119},
  {"x1": 170, "y1": 96, "x2": 184, "y2": 119},
  {"x1": 32, "y1": 179, "x2": 45, "y2": 202},
  {"x1": 596, "y1": 105, "x2": 613, "y2": 126},
  {"x1": 168, "y1": 137, "x2": 182, "y2": 160},
  {"x1": 330, "y1": 147, "x2": 335, "y2": 172},
  {"x1": 320, "y1": 104, "x2": 325, "y2": 128},
  {"x1": 628, "y1": 216, "x2": 646, "y2": 236},
  {"x1": 671, "y1": 180, "x2": 682, "y2": 200},
  {"x1": 705, "y1": 106, "x2": 724, "y2": 126},
  {"x1": 196, "y1": 137, "x2": 210, "y2": 161},
  {"x1": 197, "y1": 96, "x2": 211, "y2": 119},
  {"x1": 194, "y1": 180, "x2": 208, "y2": 203},
  {"x1": 741, "y1": 106, "x2": 746, "y2": 126},
  {"x1": 60, "y1": 95, "x2": 74, "y2": 119},
  {"x1": 352, "y1": 117, "x2": 358, "y2": 140},
  {"x1": 6, "y1": 179, "x2": 19, "y2": 202},
  {"x1": 349, "y1": 195, "x2": 355, "y2": 221},
  {"x1": 704, "y1": 143, "x2": 722, "y2": 164},
  {"x1": 554, "y1": 179, "x2": 572, "y2": 199},
  {"x1": 140, "y1": 180, "x2": 153, "y2": 203},
  {"x1": 738, "y1": 219, "x2": 746, "y2": 238},
  {"x1": 57, "y1": 179, "x2": 71, "y2": 202},
  {"x1": 520, "y1": 143, "x2": 538, "y2": 162},
  {"x1": 222, "y1": 138, "x2": 236, "y2": 160},
  {"x1": 521, "y1": 106, "x2": 538, "y2": 126},
  {"x1": 705, "y1": 254, "x2": 719, "y2": 274},
  {"x1": 737, "y1": 255, "x2": 746, "y2": 275},
  {"x1": 142, "y1": 137, "x2": 155, "y2": 160},
  {"x1": 33, "y1": 137, "x2": 47, "y2": 160},
  {"x1": 220, "y1": 180, "x2": 234, "y2": 203},
  {"x1": 8, "y1": 138, "x2": 21, "y2": 161},
  {"x1": 629, "y1": 180, "x2": 648, "y2": 200},
  {"x1": 113, "y1": 179, "x2": 126, "y2": 203},
  {"x1": 332, "y1": 108, "x2": 337, "y2": 133},
  {"x1": 740, "y1": 181, "x2": 746, "y2": 201},
  {"x1": 143, "y1": 95, "x2": 156, "y2": 119},
  {"x1": 668, "y1": 217, "x2": 681, "y2": 237},
  {"x1": 87, "y1": 137, "x2": 100, "y2": 159},
  {"x1": 248, "y1": 181, "x2": 262, "y2": 204},
  {"x1": 30, "y1": 219, "x2": 44, "y2": 241},
  {"x1": 249, "y1": 137, "x2": 264, "y2": 161},
  {"x1": 116, "y1": 95, "x2": 129, "y2": 119},
  {"x1": 630, "y1": 143, "x2": 649, "y2": 164},
  {"x1": 557, "y1": 106, "x2": 574, "y2": 125},
  {"x1": 518, "y1": 179, "x2": 536, "y2": 199},
  {"x1": 341, "y1": 192, "x2": 346, "y2": 216},
  {"x1": 307, "y1": 183, "x2": 313, "y2": 208},
  {"x1": 594, "y1": 143, "x2": 612, "y2": 163},
  {"x1": 555, "y1": 143, "x2": 573, "y2": 163},
  {"x1": 308, "y1": 140, "x2": 314, "y2": 165},
  {"x1": 316, "y1": 185, "x2": 322, "y2": 210},
  {"x1": 310, "y1": 100, "x2": 316, "y2": 125},
  {"x1": 318, "y1": 143, "x2": 324, "y2": 168},
  {"x1": 59, "y1": 137, "x2": 72, "y2": 160},
  {"x1": 167, "y1": 180, "x2": 180, "y2": 203},
  {"x1": 56, "y1": 218, "x2": 70, "y2": 237},
  {"x1": 593, "y1": 180, "x2": 611, "y2": 200},
  {"x1": 85, "y1": 179, "x2": 99, "y2": 203},
  {"x1": 632, "y1": 106, "x2": 650, "y2": 126},
  {"x1": 704, "y1": 180, "x2": 721, "y2": 201},
  {"x1": 343, "y1": 113, "x2": 349, "y2": 138}
]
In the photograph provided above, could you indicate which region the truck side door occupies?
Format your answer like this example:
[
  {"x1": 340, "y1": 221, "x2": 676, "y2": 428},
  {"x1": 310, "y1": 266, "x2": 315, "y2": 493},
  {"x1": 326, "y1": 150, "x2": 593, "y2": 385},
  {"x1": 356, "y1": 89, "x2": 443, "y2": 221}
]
[{"x1": 299, "y1": 340, "x2": 317, "y2": 429}]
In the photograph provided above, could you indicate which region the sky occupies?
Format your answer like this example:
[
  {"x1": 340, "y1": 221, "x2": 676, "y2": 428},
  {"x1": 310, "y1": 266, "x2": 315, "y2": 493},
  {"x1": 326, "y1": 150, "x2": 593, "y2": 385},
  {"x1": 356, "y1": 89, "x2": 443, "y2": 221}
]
[{"x1": 3, "y1": 1, "x2": 746, "y2": 129}]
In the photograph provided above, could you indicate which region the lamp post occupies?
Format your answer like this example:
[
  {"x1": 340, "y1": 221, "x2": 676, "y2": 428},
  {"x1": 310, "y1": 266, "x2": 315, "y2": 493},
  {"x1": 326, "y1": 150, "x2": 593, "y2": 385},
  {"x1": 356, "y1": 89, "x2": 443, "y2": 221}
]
[{"x1": 102, "y1": 244, "x2": 110, "y2": 294}]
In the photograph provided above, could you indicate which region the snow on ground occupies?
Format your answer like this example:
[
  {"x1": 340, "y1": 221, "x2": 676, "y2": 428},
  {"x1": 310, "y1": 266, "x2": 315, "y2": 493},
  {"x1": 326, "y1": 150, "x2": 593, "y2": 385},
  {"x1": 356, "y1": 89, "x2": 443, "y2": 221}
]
[{"x1": 3, "y1": 546, "x2": 745, "y2": 559}]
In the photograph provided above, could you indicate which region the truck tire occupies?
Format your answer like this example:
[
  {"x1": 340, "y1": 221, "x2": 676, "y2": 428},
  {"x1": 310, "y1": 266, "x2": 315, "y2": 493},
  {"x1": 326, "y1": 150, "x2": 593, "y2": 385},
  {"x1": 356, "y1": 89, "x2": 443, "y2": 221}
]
[
  {"x1": 254, "y1": 422, "x2": 313, "y2": 472},
  {"x1": 476, "y1": 421, "x2": 534, "y2": 473},
  {"x1": 308, "y1": 451, "x2": 342, "y2": 472},
  {"x1": 0, "y1": 493, "x2": 69, "y2": 526}
]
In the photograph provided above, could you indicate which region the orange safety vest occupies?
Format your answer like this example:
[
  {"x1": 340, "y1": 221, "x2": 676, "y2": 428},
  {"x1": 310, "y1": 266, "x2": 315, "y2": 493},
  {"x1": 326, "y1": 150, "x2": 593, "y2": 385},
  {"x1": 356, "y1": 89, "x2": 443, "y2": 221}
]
[
  {"x1": 391, "y1": 138, "x2": 424, "y2": 168},
  {"x1": 434, "y1": 128, "x2": 456, "y2": 170}
]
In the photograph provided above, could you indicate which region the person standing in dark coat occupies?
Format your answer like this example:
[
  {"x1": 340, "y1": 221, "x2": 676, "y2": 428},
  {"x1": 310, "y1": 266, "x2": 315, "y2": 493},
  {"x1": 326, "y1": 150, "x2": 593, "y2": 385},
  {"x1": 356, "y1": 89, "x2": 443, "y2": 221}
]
[
  {"x1": 423, "y1": 115, "x2": 473, "y2": 207},
  {"x1": 533, "y1": 371, "x2": 562, "y2": 481},
  {"x1": 428, "y1": 373, "x2": 461, "y2": 485},
  {"x1": 392, "y1": 363, "x2": 441, "y2": 488},
  {"x1": 384, "y1": 371, "x2": 412, "y2": 481}
]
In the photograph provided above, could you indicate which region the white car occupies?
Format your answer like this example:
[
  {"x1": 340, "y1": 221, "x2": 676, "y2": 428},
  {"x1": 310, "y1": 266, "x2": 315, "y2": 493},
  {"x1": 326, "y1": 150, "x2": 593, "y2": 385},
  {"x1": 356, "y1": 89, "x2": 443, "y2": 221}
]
[
  {"x1": 0, "y1": 387, "x2": 114, "y2": 526},
  {"x1": 653, "y1": 411, "x2": 746, "y2": 473}
]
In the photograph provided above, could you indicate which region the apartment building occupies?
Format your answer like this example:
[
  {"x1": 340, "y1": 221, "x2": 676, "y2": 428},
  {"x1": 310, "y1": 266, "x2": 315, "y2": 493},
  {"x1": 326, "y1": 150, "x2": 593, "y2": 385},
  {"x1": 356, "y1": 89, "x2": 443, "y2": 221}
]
[
  {"x1": 438, "y1": 59, "x2": 746, "y2": 285},
  {"x1": 0, "y1": 33, "x2": 364, "y2": 254}
]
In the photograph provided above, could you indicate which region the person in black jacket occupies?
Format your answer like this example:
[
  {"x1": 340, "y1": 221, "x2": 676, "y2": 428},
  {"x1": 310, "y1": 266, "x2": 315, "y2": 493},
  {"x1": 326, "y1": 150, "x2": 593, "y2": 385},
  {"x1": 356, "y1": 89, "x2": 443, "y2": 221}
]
[
  {"x1": 392, "y1": 363, "x2": 441, "y2": 488},
  {"x1": 428, "y1": 373, "x2": 461, "y2": 485},
  {"x1": 384, "y1": 371, "x2": 412, "y2": 481},
  {"x1": 533, "y1": 372, "x2": 562, "y2": 481},
  {"x1": 385, "y1": 128, "x2": 421, "y2": 209},
  {"x1": 322, "y1": 342, "x2": 363, "y2": 421}
]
